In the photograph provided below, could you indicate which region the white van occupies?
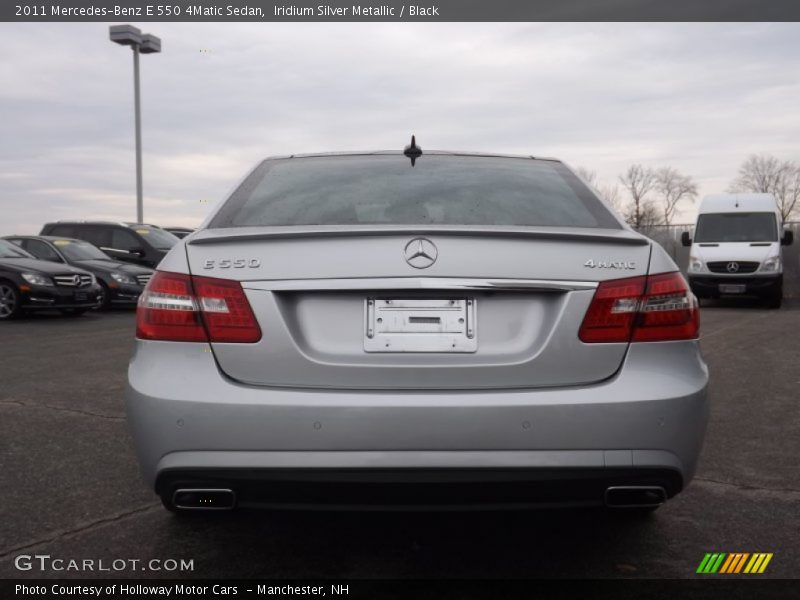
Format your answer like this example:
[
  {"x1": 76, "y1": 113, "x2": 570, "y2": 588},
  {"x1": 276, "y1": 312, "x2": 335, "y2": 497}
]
[{"x1": 682, "y1": 193, "x2": 793, "y2": 307}]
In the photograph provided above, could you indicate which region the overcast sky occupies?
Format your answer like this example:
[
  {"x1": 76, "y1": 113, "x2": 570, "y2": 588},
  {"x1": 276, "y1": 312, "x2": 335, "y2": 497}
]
[{"x1": 1, "y1": 22, "x2": 799, "y2": 236}]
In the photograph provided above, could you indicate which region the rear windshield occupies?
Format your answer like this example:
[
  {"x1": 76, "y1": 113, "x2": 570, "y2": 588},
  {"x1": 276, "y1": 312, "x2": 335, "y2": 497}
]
[
  {"x1": 695, "y1": 212, "x2": 778, "y2": 243},
  {"x1": 129, "y1": 226, "x2": 179, "y2": 250},
  {"x1": 211, "y1": 155, "x2": 620, "y2": 229},
  {"x1": 53, "y1": 239, "x2": 110, "y2": 261}
]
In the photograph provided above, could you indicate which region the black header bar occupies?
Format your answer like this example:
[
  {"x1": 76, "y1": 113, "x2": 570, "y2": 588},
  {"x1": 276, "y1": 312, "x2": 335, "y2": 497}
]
[{"x1": 4, "y1": 0, "x2": 800, "y2": 22}]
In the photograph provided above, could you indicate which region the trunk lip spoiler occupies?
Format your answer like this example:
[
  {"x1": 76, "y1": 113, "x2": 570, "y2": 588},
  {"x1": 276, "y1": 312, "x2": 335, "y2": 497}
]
[
  {"x1": 241, "y1": 277, "x2": 599, "y2": 292},
  {"x1": 187, "y1": 225, "x2": 648, "y2": 247}
]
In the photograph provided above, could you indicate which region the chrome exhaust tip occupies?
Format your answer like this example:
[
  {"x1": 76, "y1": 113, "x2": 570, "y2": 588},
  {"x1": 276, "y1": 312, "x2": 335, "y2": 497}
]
[
  {"x1": 604, "y1": 486, "x2": 667, "y2": 508},
  {"x1": 172, "y1": 488, "x2": 236, "y2": 510}
]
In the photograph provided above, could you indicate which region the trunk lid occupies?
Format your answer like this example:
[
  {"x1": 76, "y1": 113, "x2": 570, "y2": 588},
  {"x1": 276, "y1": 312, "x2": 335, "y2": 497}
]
[{"x1": 186, "y1": 226, "x2": 651, "y2": 390}]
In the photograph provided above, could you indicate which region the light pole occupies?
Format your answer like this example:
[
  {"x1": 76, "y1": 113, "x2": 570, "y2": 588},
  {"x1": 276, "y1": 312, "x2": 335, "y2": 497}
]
[{"x1": 109, "y1": 24, "x2": 161, "y2": 224}]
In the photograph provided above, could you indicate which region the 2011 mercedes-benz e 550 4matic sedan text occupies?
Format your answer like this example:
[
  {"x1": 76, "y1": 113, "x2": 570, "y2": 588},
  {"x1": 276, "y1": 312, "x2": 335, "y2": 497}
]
[{"x1": 126, "y1": 145, "x2": 708, "y2": 513}]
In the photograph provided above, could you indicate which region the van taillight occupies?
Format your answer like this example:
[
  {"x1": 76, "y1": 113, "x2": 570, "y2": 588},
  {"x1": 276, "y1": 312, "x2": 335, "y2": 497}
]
[
  {"x1": 136, "y1": 271, "x2": 261, "y2": 343},
  {"x1": 579, "y1": 272, "x2": 698, "y2": 343}
]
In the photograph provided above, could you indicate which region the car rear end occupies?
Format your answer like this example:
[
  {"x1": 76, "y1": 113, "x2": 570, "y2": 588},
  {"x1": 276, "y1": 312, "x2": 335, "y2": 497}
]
[{"x1": 126, "y1": 152, "x2": 708, "y2": 512}]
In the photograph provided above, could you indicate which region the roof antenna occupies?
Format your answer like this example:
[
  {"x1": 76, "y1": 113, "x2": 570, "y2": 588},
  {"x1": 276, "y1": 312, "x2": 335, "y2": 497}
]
[{"x1": 403, "y1": 135, "x2": 422, "y2": 166}]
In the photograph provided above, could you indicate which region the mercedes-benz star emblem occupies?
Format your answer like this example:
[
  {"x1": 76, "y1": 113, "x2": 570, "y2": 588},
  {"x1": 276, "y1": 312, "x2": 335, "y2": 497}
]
[
  {"x1": 404, "y1": 238, "x2": 438, "y2": 269},
  {"x1": 726, "y1": 261, "x2": 740, "y2": 273}
]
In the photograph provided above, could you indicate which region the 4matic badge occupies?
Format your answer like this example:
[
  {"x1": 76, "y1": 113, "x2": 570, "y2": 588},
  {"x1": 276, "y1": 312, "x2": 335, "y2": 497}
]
[{"x1": 584, "y1": 259, "x2": 636, "y2": 270}]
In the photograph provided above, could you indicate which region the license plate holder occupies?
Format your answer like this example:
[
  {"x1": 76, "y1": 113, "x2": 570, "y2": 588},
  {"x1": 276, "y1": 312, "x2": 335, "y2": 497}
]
[
  {"x1": 718, "y1": 284, "x2": 746, "y2": 294},
  {"x1": 74, "y1": 292, "x2": 88, "y2": 301},
  {"x1": 364, "y1": 298, "x2": 476, "y2": 353}
]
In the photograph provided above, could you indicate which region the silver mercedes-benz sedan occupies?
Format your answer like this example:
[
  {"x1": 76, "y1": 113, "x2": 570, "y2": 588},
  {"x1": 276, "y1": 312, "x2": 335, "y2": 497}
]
[{"x1": 126, "y1": 144, "x2": 708, "y2": 513}]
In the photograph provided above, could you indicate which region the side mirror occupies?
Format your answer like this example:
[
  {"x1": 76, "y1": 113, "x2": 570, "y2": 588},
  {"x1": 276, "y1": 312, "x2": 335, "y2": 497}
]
[
  {"x1": 680, "y1": 232, "x2": 692, "y2": 247},
  {"x1": 781, "y1": 230, "x2": 794, "y2": 246}
]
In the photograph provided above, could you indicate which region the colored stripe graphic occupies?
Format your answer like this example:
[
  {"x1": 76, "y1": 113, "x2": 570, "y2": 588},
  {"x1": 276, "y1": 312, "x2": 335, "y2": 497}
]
[{"x1": 697, "y1": 552, "x2": 772, "y2": 574}]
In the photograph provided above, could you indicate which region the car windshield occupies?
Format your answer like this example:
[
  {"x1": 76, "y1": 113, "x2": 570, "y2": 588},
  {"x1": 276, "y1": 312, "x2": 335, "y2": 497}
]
[
  {"x1": 129, "y1": 226, "x2": 179, "y2": 250},
  {"x1": 211, "y1": 155, "x2": 621, "y2": 229},
  {"x1": 0, "y1": 240, "x2": 34, "y2": 258},
  {"x1": 52, "y1": 239, "x2": 111, "y2": 261},
  {"x1": 695, "y1": 212, "x2": 778, "y2": 243}
]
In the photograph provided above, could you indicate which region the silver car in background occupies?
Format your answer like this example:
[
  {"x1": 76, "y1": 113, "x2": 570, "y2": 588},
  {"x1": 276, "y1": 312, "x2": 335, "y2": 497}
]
[{"x1": 126, "y1": 147, "x2": 708, "y2": 513}]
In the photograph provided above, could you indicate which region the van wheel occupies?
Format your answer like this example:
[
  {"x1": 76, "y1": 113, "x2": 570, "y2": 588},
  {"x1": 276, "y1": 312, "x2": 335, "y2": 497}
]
[{"x1": 0, "y1": 281, "x2": 23, "y2": 320}]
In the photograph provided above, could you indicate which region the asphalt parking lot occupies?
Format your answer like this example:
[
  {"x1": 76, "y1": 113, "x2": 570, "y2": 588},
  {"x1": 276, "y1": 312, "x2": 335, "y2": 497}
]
[{"x1": 1, "y1": 301, "x2": 799, "y2": 580}]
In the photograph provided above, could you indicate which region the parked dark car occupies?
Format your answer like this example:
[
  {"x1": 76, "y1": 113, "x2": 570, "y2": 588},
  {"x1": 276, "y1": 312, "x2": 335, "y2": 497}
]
[
  {"x1": 0, "y1": 239, "x2": 102, "y2": 320},
  {"x1": 162, "y1": 226, "x2": 194, "y2": 239},
  {"x1": 4, "y1": 236, "x2": 153, "y2": 309},
  {"x1": 39, "y1": 221, "x2": 179, "y2": 268}
]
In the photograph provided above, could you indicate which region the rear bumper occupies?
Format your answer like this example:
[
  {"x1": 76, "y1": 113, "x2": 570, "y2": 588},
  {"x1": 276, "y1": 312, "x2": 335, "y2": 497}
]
[
  {"x1": 126, "y1": 340, "x2": 709, "y2": 508},
  {"x1": 688, "y1": 273, "x2": 782, "y2": 297},
  {"x1": 158, "y1": 465, "x2": 681, "y2": 510}
]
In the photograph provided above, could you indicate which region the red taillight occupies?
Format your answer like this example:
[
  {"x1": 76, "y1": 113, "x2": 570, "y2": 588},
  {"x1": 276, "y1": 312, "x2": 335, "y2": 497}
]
[
  {"x1": 578, "y1": 275, "x2": 646, "y2": 343},
  {"x1": 579, "y1": 271, "x2": 698, "y2": 343},
  {"x1": 136, "y1": 271, "x2": 262, "y2": 343},
  {"x1": 632, "y1": 272, "x2": 699, "y2": 342}
]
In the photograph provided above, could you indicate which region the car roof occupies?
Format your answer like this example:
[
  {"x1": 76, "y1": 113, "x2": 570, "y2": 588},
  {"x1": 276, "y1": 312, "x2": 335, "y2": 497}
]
[
  {"x1": 5, "y1": 234, "x2": 81, "y2": 242},
  {"x1": 45, "y1": 220, "x2": 158, "y2": 228},
  {"x1": 258, "y1": 150, "x2": 562, "y2": 162},
  {"x1": 699, "y1": 193, "x2": 779, "y2": 214}
]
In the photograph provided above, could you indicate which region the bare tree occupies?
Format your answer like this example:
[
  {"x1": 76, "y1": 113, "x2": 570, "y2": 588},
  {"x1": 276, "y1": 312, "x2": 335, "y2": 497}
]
[
  {"x1": 619, "y1": 164, "x2": 659, "y2": 229},
  {"x1": 729, "y1": 154, "x2": 800, "y2": 221},
  {"x1": 774, "y1": 166, "x2": 800, "y2": 221},
  {"x1": 600, "y1": 182, "x2": 623, "y2": 213},
  {"x1": 655, "y1": 167, "x2": 698, "y2": 226},
  {"x1": 575, "y1": 166, "x2": 623, "y2": 213},
  {"x1": 637, "y1": 201, "x2": 666, "y2": 230}
]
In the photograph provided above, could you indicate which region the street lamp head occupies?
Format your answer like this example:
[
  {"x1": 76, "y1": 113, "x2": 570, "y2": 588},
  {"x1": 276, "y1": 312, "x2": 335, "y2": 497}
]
[
  {"x1": 139, "y1": 34, "x2": 162, "y2": 54},
  {"x1": 109, "y1": 24, "x2": 143, "y2": 47}
]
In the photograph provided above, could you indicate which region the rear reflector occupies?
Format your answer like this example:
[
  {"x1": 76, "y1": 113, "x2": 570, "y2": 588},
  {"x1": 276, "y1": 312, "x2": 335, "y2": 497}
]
[
  {"x1": 136, "y1": 271, "x2": 261, "y2": 343},
  {"x1": 579, "y1": 271, "x2": 698, "y2": 343}
]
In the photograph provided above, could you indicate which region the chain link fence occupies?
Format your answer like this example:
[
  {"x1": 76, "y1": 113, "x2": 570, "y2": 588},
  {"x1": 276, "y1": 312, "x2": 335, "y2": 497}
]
[{"x1": 639, "y1": 222, "x2": 800, "y2": 298}]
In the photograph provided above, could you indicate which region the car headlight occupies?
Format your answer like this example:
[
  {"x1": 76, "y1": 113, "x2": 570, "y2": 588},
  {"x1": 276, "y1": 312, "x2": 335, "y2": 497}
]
[
  {"x1": 760, "y1": 256, "x2": 781, "y2": 272},
  {"x1": 687, "y1": 257, "x2": 705, "y2": 273},
  {"x1": 110, "y1": 272, "x2": 137, "y2": 285},
  {"x1": 21, "y1": 272, "x2": 54, "y2": 287}
]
